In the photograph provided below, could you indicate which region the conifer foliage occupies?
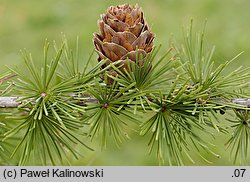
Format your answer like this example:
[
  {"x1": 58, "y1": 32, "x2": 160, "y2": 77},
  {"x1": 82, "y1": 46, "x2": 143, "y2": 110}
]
[{"x1": 0, "y1": 4, "x2": 249, "y2": 165}]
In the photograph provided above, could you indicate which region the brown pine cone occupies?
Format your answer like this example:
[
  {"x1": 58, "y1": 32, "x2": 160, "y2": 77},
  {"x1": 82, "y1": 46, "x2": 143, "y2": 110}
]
[{"x1": 93, "y1": 4, "x2": 155, "y2": 81}]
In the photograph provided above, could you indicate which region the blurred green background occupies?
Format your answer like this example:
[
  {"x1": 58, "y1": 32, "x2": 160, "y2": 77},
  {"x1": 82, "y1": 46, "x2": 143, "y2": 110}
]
[{"x1": 0, "y1": 0, "x2": 250, "y2": 165}]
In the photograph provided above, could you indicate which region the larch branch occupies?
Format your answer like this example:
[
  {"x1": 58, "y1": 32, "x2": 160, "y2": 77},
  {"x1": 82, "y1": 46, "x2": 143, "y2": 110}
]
[{"x1": 0, "y1": 96, "x2": 249, "y2": 108}]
